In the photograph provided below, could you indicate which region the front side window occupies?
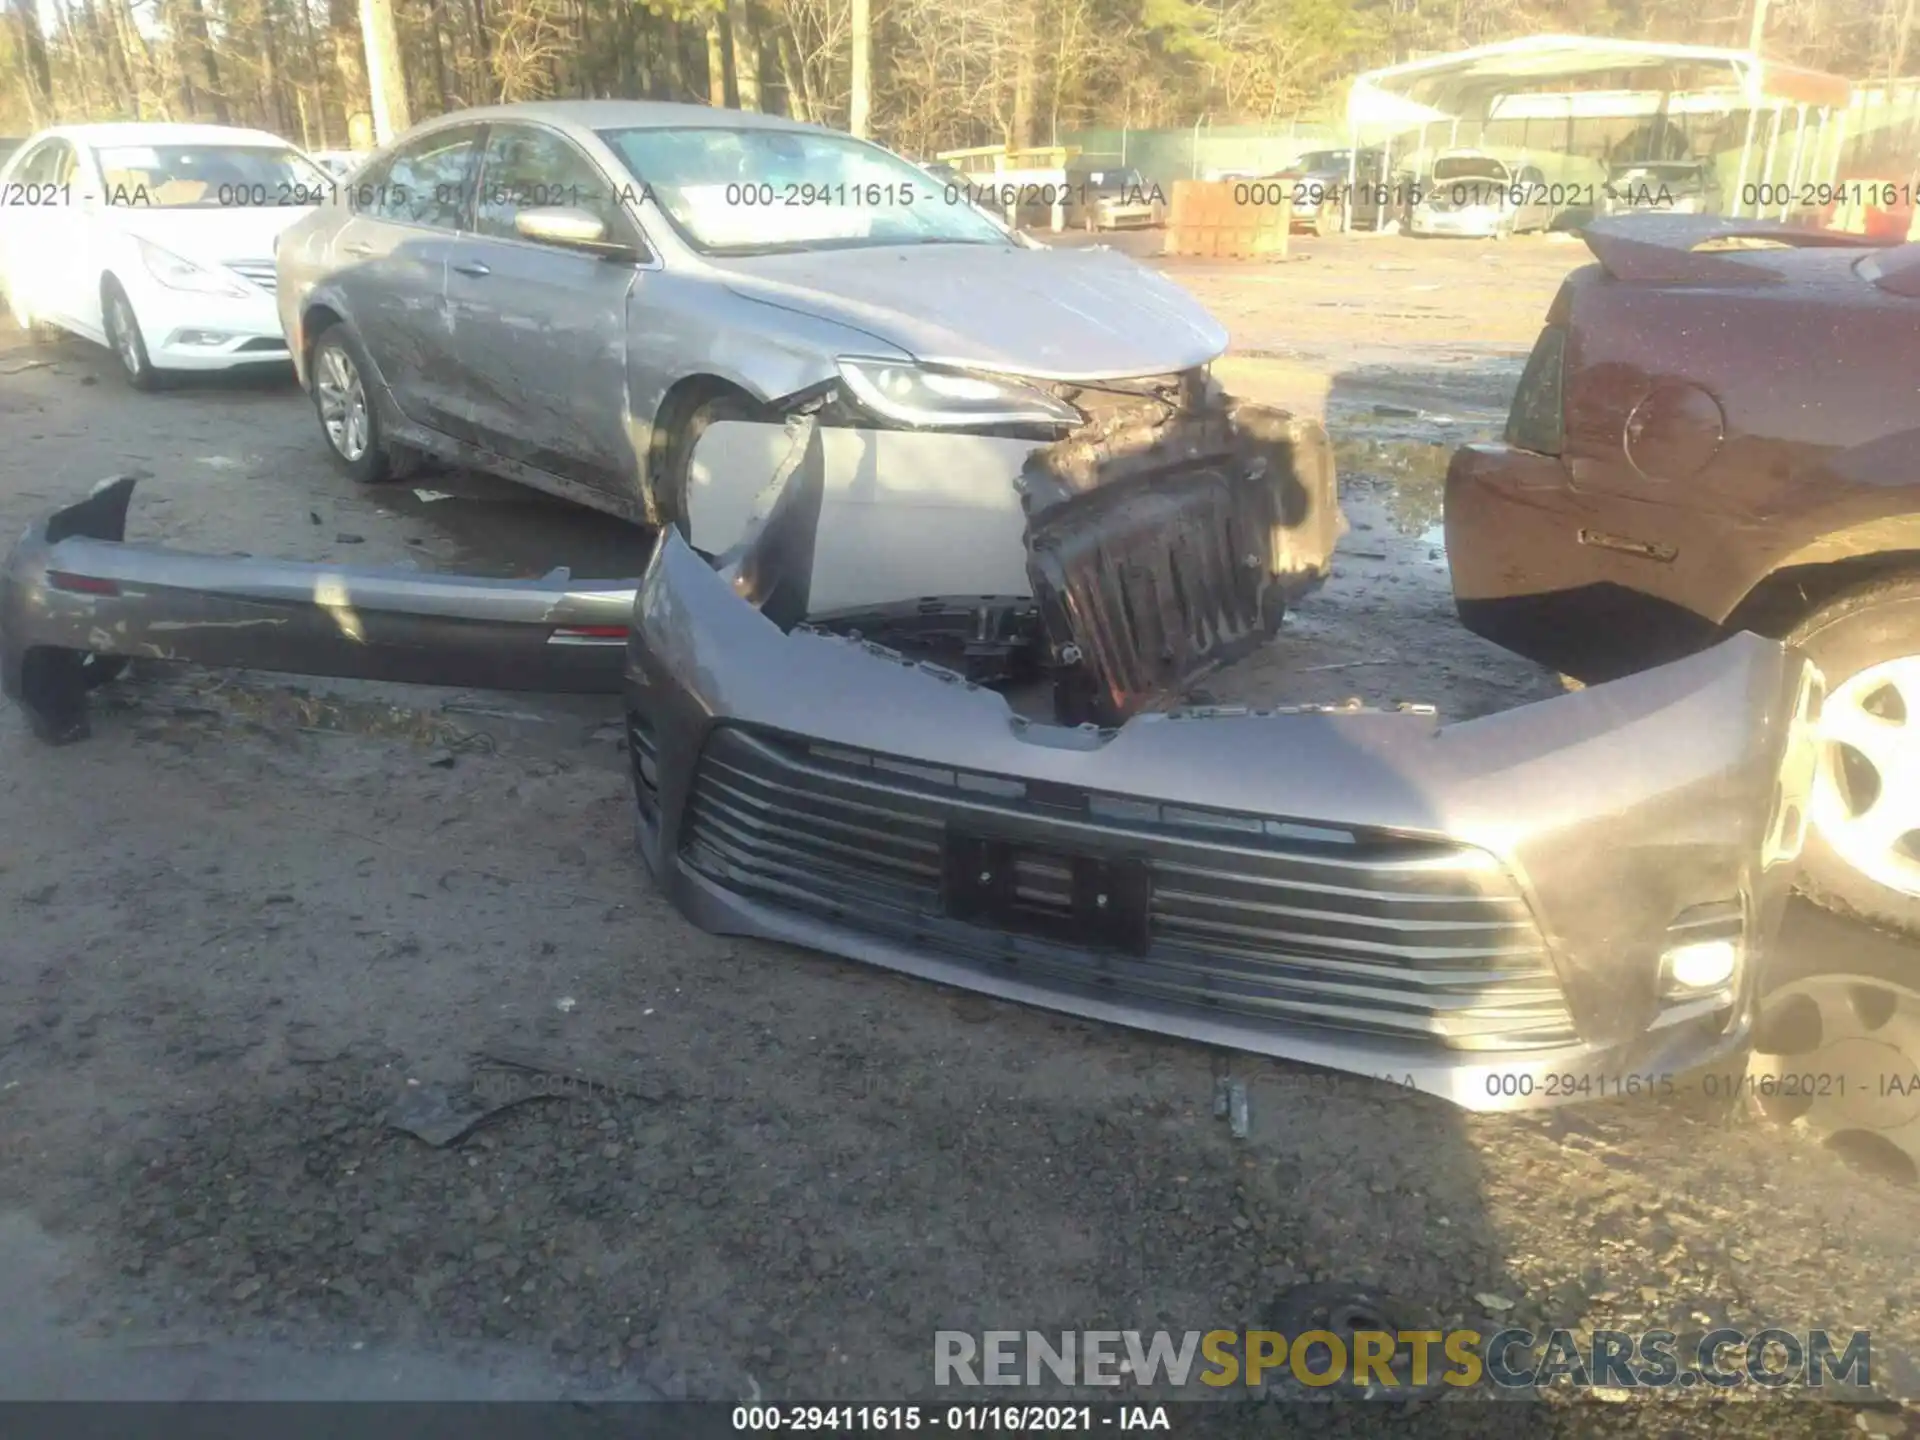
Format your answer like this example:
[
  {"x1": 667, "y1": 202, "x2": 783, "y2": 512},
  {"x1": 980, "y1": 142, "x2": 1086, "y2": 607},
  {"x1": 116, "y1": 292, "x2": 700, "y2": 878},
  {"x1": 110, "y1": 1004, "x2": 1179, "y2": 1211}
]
[
  {"x1": 597, "y1": 125, "x2": 1010, "y2": 255},
  {"x1": 93, "y1": 143, "x2": 326, "y2": 206},
  {"x1": 474, "y1": 125, "x2": 628, "y2": 243},
  {"x1": 359, "y1": 127, "x2": 480, "y2": 229}
]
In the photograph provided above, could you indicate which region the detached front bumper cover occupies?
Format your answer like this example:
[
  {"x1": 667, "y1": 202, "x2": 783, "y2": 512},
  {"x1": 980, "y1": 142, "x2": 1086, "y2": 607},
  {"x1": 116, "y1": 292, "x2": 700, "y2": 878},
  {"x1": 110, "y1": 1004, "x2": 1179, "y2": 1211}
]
[{"x1": 631, "y1": 524, "x2": 1814, "y2": 1108}]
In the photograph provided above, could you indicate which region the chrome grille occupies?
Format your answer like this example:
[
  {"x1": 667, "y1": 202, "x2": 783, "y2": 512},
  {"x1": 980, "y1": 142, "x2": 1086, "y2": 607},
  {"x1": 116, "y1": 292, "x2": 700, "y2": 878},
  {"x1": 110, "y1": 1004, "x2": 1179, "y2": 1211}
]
[
  {"x1": 680, "y1": 726, "x2": 1575, "y2": 1050},
  {"x1": 226, "y1": 260, "x2": 277, "y2": 294}
]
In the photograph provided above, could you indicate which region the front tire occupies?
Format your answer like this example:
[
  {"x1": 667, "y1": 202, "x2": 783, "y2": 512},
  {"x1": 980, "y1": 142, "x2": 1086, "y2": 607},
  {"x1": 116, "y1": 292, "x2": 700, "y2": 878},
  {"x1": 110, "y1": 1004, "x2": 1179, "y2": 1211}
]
[
  {"x1": 309, "y1": 323, "x2": 393, "y2": 485},
  {"x1": 101, "y1": 279, "x2": 161, "y2": 391},
  {"x1": 1789, "y1": 576, "x2": 1920, "y2": 936}
]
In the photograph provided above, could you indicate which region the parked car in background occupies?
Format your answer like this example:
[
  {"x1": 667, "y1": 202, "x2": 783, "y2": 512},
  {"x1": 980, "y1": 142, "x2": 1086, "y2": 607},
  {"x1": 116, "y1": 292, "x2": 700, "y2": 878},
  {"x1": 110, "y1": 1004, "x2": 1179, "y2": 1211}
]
[
  {"x1": 1600, "y1": 158, "x2": 1723, "y2": 216},
  {"x1": 275, "y1": 101, "x2": 1233, "y2": 548},
  {"x1": 0, "y1": 122, "x2": 332, "y2": 387},
  {"x1": 308, "y1": 149, "x2": 372, "y2": 181},
  {"x1": 1277, "y1": 147, "x2": 1369, "y2": 234},
  {"x1": 1447, "y1": 215, "x2": 1920, "y2": 939},
  {"x1": 1061, "y1": 165, "x2": 1166, "y2": 231},
  {"x1": 1409, "y1": 150, "x2": 1552, "y2": 238}
]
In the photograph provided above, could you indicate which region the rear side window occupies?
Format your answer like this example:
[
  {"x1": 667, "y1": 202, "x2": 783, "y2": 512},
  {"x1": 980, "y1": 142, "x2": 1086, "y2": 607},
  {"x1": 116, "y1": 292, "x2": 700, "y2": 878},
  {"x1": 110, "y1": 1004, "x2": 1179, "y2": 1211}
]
[{"x1": 356, "y1": 126, "x2": 480, "y2": 229}]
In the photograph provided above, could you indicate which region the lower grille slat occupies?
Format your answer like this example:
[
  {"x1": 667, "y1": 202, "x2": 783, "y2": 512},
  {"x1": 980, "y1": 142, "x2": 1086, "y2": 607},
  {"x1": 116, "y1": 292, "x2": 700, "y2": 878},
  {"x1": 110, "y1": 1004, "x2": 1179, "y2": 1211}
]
[
  {"x1": 679, "y1": 726, "x2": 1577, "y2": 1050},
  {"x1": 225, "y1": 260, "x2": 277, "y2": 294}
]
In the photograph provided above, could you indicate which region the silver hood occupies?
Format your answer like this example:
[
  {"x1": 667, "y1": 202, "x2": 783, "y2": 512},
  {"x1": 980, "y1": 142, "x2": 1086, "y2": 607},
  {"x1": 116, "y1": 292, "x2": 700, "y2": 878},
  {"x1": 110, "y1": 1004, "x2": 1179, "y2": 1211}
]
[{"x1": 703, "y1": 243, "x2": 1229, "y2": 381}]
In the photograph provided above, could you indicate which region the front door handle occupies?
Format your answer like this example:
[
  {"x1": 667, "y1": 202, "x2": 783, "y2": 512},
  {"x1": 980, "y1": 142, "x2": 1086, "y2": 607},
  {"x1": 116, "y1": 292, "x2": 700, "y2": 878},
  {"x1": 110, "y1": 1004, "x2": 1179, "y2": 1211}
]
[
  {"x1": 452, "y1": 261, "x2": 491, "y2": 277},
  {"x1": 341, "y1": 241, "x2": 375, "y2": 257}
]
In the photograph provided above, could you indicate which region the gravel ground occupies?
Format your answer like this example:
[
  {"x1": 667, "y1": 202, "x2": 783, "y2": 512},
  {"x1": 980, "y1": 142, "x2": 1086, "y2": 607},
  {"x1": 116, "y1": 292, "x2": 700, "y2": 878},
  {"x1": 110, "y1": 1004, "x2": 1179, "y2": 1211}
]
[{"x1": 0, "y1": 230, "x2": 1914, "y2": 1435}]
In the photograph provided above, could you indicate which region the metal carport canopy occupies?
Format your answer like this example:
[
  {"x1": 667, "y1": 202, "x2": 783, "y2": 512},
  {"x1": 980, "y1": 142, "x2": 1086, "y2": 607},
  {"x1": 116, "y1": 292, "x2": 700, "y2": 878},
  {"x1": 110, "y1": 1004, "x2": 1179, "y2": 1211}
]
[
  {"x1": 1341, "y1": 35, "x2": 1851, "y2": 225},
  {"x1": 1348, "y1": 35, "x2": 1851, "y2": 129}
]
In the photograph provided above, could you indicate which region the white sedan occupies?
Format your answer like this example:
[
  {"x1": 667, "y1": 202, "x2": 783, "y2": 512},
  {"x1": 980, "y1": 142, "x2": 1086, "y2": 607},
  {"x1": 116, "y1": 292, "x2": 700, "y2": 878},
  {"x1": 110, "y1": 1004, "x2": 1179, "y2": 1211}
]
[{"x1": 0, "y1": 122, "x2": 334, "y2": 389}]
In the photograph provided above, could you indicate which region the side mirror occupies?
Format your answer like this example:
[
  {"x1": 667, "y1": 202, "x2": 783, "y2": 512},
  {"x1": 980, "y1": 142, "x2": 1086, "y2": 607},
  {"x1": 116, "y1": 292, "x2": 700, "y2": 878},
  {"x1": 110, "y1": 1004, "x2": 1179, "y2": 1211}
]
[{"x1": 514, "y1": 205, "x2": 642, "y2": 262}]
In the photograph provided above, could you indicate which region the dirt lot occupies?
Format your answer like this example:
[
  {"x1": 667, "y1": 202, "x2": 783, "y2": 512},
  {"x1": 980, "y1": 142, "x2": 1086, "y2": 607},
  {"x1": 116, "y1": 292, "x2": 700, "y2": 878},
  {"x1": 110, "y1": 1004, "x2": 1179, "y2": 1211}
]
[{"x1": 0, "y1": 229, "x2": 1916, "y2": 1433}]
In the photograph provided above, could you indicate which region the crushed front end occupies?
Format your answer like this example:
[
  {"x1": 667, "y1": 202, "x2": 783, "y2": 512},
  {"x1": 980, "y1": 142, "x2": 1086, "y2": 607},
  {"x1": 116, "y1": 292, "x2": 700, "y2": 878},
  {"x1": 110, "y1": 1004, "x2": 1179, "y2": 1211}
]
[{"x1": 766, "y1": 366, "x2": 1342, "y2": 725}]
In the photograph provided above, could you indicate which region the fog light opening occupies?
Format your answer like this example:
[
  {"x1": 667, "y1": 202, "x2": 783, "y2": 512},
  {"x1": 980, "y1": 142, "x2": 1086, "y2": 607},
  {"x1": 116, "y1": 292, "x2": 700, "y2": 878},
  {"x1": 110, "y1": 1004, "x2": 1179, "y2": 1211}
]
[{"x1": 1662, "y1": 938, "x2": 1742, "y2": 994}]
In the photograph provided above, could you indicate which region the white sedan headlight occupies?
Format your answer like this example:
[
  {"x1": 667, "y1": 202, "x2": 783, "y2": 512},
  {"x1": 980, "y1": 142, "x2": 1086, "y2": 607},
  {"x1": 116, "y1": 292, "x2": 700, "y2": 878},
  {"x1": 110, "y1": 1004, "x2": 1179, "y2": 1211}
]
[
  {"x1": 135, "y1": 237, "x2": 248, "y2": 298},
  {"x1": 836, "y1": 358, "x2": 1083, "y2": 428}
]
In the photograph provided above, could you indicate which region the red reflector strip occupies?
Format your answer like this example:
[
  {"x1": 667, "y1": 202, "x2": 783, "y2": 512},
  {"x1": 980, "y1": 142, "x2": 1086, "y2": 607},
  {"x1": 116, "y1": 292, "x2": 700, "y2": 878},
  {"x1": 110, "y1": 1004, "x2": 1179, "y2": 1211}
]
[{"x1": 47, "y1": 570, "x2": 121, "y2": 596}]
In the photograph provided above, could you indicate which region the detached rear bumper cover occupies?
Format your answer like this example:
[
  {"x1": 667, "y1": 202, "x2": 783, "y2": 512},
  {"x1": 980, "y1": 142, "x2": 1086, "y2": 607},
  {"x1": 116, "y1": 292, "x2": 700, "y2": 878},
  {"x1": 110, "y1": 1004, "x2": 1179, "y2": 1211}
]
[
  {"x1": 630, "y1": 531, "x2": 1815, "y2": 1110},
  {"x1": 0, "y1": 476, "x2": 633, "y2": 744}
]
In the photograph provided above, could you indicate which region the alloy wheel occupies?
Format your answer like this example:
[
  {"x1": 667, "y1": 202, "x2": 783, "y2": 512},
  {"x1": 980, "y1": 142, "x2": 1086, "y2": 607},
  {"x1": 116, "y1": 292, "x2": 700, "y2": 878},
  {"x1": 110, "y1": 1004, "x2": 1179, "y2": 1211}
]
[
  {"x1": 315, "y1": 343, "x2": 370, "y2": 463},
  {"x1": 1810, "y1": 655, "x2": 1920, "y2": 900}
]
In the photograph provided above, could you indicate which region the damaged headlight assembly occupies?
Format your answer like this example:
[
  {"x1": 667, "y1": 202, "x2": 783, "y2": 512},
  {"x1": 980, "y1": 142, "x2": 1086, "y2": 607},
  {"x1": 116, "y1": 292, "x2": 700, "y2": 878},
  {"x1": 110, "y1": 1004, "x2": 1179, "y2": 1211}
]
[{"x1": 835, "y1": 358, "x2": 1084, "y2": 429}]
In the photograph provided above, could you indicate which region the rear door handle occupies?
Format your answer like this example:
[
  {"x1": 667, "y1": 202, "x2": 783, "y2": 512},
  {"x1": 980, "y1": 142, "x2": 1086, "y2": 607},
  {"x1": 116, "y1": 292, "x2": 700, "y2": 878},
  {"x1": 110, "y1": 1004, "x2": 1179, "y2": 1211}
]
[{"x1": 452, "y1": 261, "x2": 491, "y2": 277}]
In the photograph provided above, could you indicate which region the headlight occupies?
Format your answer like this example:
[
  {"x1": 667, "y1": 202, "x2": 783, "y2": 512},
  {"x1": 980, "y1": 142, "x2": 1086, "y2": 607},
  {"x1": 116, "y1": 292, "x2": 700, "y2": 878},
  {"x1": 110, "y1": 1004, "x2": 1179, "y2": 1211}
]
[
  {"x1": 836, "y1": 358, "x2": 1083, "y2": 429},
  {"x1": 135, "y1": 237, "x2": 248, "y2": 297}
]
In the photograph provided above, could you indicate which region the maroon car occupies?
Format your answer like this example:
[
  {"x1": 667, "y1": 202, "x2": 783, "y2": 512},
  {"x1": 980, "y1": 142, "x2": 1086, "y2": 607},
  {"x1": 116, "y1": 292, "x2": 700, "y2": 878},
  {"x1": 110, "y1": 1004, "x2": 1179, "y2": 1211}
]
[{"x1": 1446, "y1": 215, "x2": 1920, "y2": 940}]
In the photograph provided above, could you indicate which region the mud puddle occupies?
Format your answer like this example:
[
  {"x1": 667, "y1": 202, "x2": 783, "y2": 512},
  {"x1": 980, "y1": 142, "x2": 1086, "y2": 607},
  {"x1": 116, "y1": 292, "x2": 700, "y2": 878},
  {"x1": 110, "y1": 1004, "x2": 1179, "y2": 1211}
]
[{"x1": 1329, "y1": 411, "x2": 1499, "y2": 559}]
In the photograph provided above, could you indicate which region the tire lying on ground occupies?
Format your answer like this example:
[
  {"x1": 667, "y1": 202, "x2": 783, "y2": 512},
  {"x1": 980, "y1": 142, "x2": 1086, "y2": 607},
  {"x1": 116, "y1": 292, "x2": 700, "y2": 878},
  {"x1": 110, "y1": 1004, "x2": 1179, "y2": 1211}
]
[
  {"x1": 1788, "y1": 574, "x2": 1920, "y2": 937},
  {"x1": 1747, "y1": 956, "x2": 1920, "y2": 1188}
]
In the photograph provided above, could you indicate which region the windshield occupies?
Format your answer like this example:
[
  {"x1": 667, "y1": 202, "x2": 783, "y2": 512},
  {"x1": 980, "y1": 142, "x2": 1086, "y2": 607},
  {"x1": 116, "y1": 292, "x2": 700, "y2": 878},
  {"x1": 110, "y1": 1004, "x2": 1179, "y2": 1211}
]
[
  {"x1": 1432, "y1": 154, "x2": 1509, "y2": 182},
  {"x1": 93, "y1": 143, "x2": 332, "y2": 206},
  {"x1": 1295, "y1": 151, "x2": 1350, "y2": 172},
  {"x1": 596, "y1": 125, "x2": 1012, "y2": 254},
  {"x1": 1610, "y1": 161, "x2": 1708, "y2": 179},
  {"x1": 1075, "y1": 167, "x2": 1145, "y2": 193}
]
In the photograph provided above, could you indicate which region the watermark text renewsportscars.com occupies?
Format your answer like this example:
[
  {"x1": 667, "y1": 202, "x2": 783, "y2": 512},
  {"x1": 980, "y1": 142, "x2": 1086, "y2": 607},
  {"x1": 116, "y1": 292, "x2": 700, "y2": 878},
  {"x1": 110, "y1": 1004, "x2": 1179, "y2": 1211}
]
[{"x1": 934, "y1": 1328, "x2": 1871, "y2": 1392}]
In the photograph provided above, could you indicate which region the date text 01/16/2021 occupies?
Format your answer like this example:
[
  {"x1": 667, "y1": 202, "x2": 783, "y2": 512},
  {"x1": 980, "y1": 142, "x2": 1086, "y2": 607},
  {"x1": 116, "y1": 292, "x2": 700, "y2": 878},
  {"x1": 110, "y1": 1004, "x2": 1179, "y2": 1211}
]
[{"x1": 731, "y1": 1407, "x2": 1172, "y2": 1432}]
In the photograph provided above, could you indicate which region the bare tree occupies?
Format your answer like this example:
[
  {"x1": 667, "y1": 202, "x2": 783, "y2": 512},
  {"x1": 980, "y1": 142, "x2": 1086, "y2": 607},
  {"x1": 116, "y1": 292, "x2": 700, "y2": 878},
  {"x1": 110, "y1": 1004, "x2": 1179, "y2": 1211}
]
[
  {"x1": 3, "y1": 0, "x2": 1914, "y2": 177},
  {"x1": 361, "y1": 0, "x2": 412, "y2": 139},
  {"x1": 329, "y1": 0, "x2": 372, "y2": 141},
  {"x1": 729, "y1": 0, "x2": 762, "y2": 108},
  {"x1": 7, "y1": 0, "x2": 56, "y2": 124},
  {"x1": 849, "y1": 0, "x2": 871, "y2": 135}
]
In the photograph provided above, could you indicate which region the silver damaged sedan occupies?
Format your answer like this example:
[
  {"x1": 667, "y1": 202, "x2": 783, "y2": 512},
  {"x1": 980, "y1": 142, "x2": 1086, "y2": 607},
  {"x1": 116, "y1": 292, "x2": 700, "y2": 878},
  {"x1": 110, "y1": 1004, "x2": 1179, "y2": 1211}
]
[{"x1": 273, "y1": 100, "x2": 1231, "y2": 543}]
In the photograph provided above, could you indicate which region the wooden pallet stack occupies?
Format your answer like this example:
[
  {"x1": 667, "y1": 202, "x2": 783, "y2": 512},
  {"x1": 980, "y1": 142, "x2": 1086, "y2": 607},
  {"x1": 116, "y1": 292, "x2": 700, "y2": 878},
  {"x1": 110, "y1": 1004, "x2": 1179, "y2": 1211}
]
[{"x1": 1165, "y1": 180, "x2": 1291, "y2": 258}]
